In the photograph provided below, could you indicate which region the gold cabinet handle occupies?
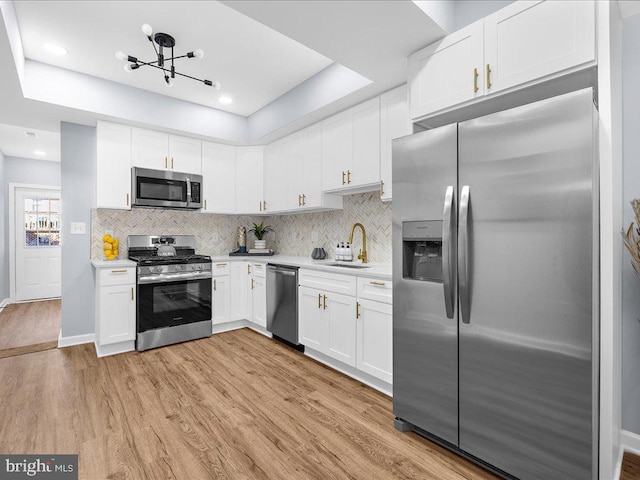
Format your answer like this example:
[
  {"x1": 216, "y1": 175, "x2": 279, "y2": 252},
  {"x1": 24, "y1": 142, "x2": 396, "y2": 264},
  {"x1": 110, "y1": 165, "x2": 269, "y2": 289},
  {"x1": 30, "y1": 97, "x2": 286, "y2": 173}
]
[
  {"x1": 347, "y1": 170, "x2": 351, "y2": 184},
  {"x1": 298, "y1": 194, "x2": 302, "y2": 206},
  {"x1": 111, "y1": 269, "x2": 127, "y2": 273},
  {"x1": 131, "y1": 287, "x2": 134, "y2": 301},
  {"x1": 318, "y1": 293, "x2": 322, "y2": 309},
  {"x1": 486, "y1": 64, "x2": 492, "y2": 89},
  {"x1": 473, "y1": 67, "x2": 479, "y2": 93},
  {"x1": 323, "y1": 294, "x2": 327, "y2": 310},
  {"x1": 204, "y1": 199, "x2": 207, "y2": 210},
  {"x1": 380, "y1": 180, "x2": 385, "y2": 197},
  {"x1": 302, "y1": 193, "x2": 306, "y2": 206},
  {"x1": 263, "y1": 200, "x2": 267, "y2": 211},
  {"x1": 171, "y1": 157, "x2": 174, "y2": 169},
  {"x1": 164, "y1": 156, "x2": 168, "y2": 168},
  {"x1": 259, "y1": 201, "x2": 262, "y2": 212},
  {"x1": 126, "y1": 193, "x2": 129, "y2": 206},
  {"x1": 370, "y1": 281, "x2": 386, "y2": 286},
  {"x1": 342, "y1": 171, "x2": 346, "y2": 185},
  {"x1": 216, "y1": 263, "x2": 228, "y2": 267},
  {"x1": 356, "y1": 302, "x2": 361, "y2": 318},
  {"x1": 248, "y1": 264, "x2": 251, "y2": 275},
  {"x1": 214, "y1": 279, "x2": 217, "y2": 291},
  {"x1": 251, "y1": 278, "x2": 255, "y2": 290}
]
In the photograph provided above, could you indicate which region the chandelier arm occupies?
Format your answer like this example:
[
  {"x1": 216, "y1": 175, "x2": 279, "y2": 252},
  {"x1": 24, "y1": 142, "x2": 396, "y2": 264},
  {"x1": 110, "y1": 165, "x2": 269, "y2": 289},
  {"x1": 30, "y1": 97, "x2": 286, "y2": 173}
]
[
  {"x1": 147, "y1": 35, "x2": 159, "y2": 57},
  {"x1": 171, "y1": 69, "x2": 210, "y2": 84}
]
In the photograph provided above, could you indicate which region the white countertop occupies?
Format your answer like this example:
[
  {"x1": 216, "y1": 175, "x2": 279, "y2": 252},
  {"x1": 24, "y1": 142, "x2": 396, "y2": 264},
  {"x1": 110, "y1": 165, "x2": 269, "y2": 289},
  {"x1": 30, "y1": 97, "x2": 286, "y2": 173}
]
[
  {"x1": 210, "y1": 255, "x2": 392, "y2": 280},
  {"x1": 91, "y1": 258, "x2": 137, "y2": 268}
]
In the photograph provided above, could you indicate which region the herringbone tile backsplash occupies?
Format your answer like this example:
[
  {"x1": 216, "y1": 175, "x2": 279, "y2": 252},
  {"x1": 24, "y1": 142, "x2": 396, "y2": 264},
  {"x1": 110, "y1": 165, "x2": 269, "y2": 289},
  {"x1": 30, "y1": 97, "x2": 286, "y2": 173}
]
[{"x1": 91, "y1": 192, "x2": 392, "y2": 263}]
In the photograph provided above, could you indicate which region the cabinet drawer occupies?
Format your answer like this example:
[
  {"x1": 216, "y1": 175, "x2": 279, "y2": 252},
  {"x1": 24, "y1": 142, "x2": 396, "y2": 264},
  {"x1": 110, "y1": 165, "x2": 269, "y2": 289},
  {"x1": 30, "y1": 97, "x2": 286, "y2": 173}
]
[
  {"x1": 299, "y1": 269, "x2": 357, "y2": 296},
  {"x1": 252, "y1": 262, "x2": 266, "y2": 278},
  {"x1": 98, "y1": 267, "x2": 136, "y2": 286},
  {"x1": 357, "y1": 277, "x2": 392, "y2": 304},
  {"x1": 212, "y1": 262, "x2": 230, "y2": 276}
]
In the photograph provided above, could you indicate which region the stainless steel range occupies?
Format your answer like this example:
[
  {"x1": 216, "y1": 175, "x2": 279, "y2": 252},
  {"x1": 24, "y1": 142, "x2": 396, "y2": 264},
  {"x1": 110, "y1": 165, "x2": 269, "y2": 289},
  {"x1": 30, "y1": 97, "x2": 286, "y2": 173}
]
[{"x1": 128, "y1": 235, "x2": 212, "y2": 351}]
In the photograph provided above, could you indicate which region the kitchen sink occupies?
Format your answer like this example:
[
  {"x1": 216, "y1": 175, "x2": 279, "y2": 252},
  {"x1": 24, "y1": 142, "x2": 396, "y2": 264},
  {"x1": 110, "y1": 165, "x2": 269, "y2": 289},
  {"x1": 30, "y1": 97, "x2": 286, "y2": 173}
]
[{"x1": 326, "y1": 263, "x2": 370, "y2": 269}]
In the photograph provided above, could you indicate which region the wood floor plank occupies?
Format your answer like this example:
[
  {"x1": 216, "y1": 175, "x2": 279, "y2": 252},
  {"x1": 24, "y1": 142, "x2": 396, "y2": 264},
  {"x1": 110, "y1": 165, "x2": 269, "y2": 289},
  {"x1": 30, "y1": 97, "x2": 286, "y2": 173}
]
[
  {"x1": 0, "y1": 340, "x2": 57, "y2": 359},
  {"x1": 622, "y1": 452, "x2": 640, "y2": 480},
  {"x1": 0, "y1": 300, "x2": 60, "y2": 351}
]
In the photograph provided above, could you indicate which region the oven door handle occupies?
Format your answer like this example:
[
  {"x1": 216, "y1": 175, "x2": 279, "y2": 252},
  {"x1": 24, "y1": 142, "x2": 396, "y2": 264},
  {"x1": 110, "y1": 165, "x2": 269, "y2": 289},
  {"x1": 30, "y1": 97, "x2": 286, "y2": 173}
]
[{"x1": 138, "y1": 272, "x2": 212, "y2": 284}]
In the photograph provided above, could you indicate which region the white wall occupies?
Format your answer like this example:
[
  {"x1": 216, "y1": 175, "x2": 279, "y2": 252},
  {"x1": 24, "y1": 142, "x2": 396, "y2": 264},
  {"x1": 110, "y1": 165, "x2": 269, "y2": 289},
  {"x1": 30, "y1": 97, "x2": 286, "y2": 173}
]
[
  {"x1": 1, "y1": 156, "x2": 61, "y2": 301},
  {"x1": 621, "y1": 12, "x2": 640, "y2": 437}
]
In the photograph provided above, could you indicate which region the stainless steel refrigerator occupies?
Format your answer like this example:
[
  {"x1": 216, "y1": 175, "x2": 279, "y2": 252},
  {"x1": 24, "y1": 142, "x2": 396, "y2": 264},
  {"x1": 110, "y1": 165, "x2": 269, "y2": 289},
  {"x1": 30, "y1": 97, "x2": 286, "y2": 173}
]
[{"x1": 392, "y1": 88, "x2": 598, "y2": 480}]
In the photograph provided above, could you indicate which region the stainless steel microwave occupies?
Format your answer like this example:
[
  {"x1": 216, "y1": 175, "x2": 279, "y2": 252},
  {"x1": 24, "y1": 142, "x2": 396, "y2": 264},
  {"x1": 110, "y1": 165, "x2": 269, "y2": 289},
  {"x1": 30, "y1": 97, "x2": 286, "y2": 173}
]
[{"x1": 132, "y1": 167, "x2": 203, "y2": 209}]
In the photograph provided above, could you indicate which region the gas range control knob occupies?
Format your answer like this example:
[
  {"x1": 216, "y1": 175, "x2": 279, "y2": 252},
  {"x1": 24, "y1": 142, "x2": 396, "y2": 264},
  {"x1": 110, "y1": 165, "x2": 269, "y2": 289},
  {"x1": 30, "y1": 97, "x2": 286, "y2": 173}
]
[{"x1": 152, "y1": 266, "x2": 162, "y2": 274}]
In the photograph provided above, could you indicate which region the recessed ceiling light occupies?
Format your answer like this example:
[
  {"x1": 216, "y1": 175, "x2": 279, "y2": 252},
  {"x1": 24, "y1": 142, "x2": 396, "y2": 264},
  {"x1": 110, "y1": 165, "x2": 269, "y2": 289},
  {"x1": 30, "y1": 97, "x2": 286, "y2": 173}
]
[
  {"x1": 25, "y1": 131, "x2": 39, "y2": 139},
  {"x1": 34, "y1": 150, "x2": 46, "y2": 156},
  {"x1": 43, "y1": 43, "x2": 69, "y2": 56},
  {"x1": 219, "y1": 96, "x2": 233, "y2": 105}
]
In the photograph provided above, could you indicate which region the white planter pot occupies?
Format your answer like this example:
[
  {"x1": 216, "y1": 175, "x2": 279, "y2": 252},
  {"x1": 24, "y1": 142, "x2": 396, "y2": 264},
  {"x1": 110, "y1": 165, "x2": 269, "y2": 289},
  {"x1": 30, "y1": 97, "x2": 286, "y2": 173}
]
[{"x1": 254, "y1": 240, "x2": 267, "y2": 249}]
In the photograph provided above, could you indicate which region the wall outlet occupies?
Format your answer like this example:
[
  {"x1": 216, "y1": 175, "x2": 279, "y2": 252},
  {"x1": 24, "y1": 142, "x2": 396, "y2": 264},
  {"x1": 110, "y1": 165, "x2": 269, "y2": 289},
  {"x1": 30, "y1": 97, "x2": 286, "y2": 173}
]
[
  {"x1": 70, "y1": 222, "x2": 86, "y2": 235},
  {"x1": 311, "y1": 230, "x2": 319, "y2": 242}
]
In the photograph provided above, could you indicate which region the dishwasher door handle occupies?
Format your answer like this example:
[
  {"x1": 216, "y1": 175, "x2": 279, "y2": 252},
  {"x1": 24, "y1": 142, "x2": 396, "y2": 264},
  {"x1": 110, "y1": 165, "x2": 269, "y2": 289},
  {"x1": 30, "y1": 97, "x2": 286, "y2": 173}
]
[{"x1": 273, "y1": 270, "x2": 296, "y2": 276}]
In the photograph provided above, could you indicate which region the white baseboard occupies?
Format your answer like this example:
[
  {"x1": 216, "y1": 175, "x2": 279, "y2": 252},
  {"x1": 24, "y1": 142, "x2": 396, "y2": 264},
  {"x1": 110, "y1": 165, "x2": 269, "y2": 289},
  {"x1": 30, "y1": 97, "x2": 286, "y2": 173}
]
[
  {"x1": 622, "y1": 429, "x2": 640, "y2": 456},
  {"x1": 95, "y1": 340, "x2": 135, "y2": 358},
  {"x1": 212, "y1": 320, "x2": 247, "y2": 334},
  {"x1": 58, "y1": 330, "x2": 95, "y2": 348},
  {"x1": 0, "y1": 298, "x2": 9, "y2": 309},
  {"x1": 614, "y1": 445, "x2": 624, "y2": 480},
  {"x1": 304, "y1": 348, "x2": 393, "y2": 397},
  {"x1": 246, "y1": 324, "x2": 272, "y2": 338}
]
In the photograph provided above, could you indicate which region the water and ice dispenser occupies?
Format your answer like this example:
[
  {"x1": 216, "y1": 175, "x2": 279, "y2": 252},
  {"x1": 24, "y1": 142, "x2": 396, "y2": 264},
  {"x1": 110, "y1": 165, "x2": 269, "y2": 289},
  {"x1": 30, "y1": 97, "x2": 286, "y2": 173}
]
[{"x1": 402, "y1": 221, "x2": 443, "y2": 282}]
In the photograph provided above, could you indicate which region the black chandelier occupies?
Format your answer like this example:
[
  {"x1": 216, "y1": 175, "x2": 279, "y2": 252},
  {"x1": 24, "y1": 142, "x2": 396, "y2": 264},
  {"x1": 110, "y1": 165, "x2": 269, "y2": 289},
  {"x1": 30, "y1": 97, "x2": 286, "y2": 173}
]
[{"x1": 116, "y1": 24, "x2": 220, "y2": 89}]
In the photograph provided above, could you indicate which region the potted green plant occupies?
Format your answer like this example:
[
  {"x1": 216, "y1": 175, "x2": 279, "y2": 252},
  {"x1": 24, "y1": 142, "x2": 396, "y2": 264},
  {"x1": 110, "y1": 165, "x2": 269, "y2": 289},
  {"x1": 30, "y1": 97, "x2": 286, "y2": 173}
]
[{"x1": 249, "y1": 222, "x2": 274, "y2": 249}]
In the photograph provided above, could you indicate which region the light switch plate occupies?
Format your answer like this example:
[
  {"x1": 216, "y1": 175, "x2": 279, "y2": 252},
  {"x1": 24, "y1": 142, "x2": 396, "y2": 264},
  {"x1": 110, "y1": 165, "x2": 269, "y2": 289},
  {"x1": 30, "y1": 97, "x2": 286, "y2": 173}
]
[{"x1": 70, "y1": 222, "x2": 86, "y2": 235}]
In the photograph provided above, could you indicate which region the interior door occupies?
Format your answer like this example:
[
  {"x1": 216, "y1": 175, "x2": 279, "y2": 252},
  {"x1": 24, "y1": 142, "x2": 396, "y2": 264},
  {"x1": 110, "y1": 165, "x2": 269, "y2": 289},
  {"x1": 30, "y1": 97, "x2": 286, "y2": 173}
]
[
  {"x1": 457, "y1": 89, "x2": 596, "y2": 479},
  {"x1": 392, "y1": 124, "x2": 459, "y2": 445},
  {"x1": 15, "y1": 188, "x2": 62, "y2": 301}
]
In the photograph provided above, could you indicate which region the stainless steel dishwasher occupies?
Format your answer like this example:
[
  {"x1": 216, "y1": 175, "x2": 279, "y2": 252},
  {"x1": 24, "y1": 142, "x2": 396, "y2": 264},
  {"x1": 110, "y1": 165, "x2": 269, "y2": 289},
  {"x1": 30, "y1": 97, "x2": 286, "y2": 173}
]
[{"x1": 266, "y1": 264, "x2": 303, "y2": 350}]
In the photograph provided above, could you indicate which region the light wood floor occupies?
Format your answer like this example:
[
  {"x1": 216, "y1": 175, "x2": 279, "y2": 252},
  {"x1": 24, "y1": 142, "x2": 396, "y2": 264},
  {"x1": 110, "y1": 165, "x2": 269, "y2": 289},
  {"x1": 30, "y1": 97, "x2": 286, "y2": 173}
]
[
  {"x1": 0, "y1": 328, "x2": 499, "y2": 480},
  {"x1": 0, "y1": 299, "x2": 60, "y2": 358},
  {"x1": 623, "y1": 452, "x2": 640, "y2": 480}
]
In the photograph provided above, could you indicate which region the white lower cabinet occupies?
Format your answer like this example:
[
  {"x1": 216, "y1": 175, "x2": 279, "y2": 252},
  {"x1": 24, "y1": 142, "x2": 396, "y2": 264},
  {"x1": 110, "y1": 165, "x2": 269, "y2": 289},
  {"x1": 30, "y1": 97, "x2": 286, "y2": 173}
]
[
  {"x1": 212, "y1": 275, "x2": 230, "y2": 325},
  {"x1": 299, "y1": 286, "x2": 325, "y2": 350},
  {"x1": 325, "y1": 291, "x2": 357, "y2": 367},
  {"x1": 230, "y1": 262, "x2": 249, "y2": 321},
  {"x1": 251, "y1": 274, "x2": 267, "y2": 328},
  {"x1": 356, "y1": 299, "x2": 393, "y2": 383},
  {"x1": 93, "y1": 263, "x2": 136, "y2": 356}
]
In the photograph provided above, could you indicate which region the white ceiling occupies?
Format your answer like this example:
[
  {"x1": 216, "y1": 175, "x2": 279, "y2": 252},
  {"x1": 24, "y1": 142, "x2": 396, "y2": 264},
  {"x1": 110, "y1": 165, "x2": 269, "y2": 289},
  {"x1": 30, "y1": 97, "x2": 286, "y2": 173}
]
[
  {"x1": 13, "y1": 1, "x2": 334, "y2": 116},
  {"x1": 0, "y1": 123, "x2": 60, "y2": 161}
]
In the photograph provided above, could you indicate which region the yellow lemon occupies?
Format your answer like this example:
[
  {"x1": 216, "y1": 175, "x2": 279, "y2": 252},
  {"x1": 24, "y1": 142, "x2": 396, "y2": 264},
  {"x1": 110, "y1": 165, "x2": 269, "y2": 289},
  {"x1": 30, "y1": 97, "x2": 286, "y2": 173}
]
[
  {"x1": 113, "y1": 239, "x2": 119, "y2": 248},
  {"x1": 113, "y1": 249, "x2": 119, "y2": 256},
  {"x1": 107, "y1": 254, "x2": 115, "y2": 260},
  {"x1": 103, "y1": 234, "x2": 113, "y2": 242},
  {"x1": 104, "y1": 249, "x2": 113, "y2": 257}
]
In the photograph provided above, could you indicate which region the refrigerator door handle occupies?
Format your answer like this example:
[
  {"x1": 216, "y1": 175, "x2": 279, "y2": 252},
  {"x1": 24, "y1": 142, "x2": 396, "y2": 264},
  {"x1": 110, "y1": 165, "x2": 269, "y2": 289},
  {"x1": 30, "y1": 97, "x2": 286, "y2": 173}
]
[
  {"x1": 459, "y1": 185, "x2": 471, "y2": 324},
  {"x1": 442, "y1": 185, "x2": 455, "y2": 319}
]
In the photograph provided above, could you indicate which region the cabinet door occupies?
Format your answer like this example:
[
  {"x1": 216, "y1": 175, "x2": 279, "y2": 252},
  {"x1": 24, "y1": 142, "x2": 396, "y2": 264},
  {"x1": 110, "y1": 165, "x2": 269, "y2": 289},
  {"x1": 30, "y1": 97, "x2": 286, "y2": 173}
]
[
  {"x1": 212, "y1": 276, "x2": 230, "y2": 325},
  {"x1": 288, "y1": 130, "x2": 305, "y2": 210},
  {"x1": 408, "y1": 19, "x2": 484, "y2": 120},
  {"x1": 230, "y1": 262, "x2": 248, "y2": 321},
  {"x1": 99, "y1": 284, "x2": 136, "y2": 345},
  {"x1": 251, "y1": 275, "x2": 267, "y2": 328},
  {"x1": 169, "y1": 135, "x2": 201, "y2": 174},
  {"x1": 236, "y1": 146, "x2": 264, "y2": 214},
  {"x1": 356, "y1": 299, "x2": 393, "y2": 383},
  {"x1": 201, "y1": 142, "x2": 236, "y2": 213},
  {"x1": 131, "y1": 128, "x2": 169, "y2": 170},
  {"x1": 380, "y1": 85, "x2": 410, "y2": 202},
  {"x1": 96, "y1": 122, "x2": 132, "y2": 209},
  {"x1": 325, "y1": 292, "x2": 357, "y2": 367},
  {"x1": 299, "y1": 286, "x2": 325, "y2": 351},
  {"x1": 264, "y1": 139, "x2": 290, "y2": 213},
  {"x1": 322, "y1": 111, "x2": 351, "y2": 191},
  {"x1": 484, "y1": 0, "x2": 595, "y2": 95},
  {"x1": 351, "y1": 97, "x2": 381, "y2": 188},
  {"x1": 301, "y1": 124, "x2": 323, "y2": 208}
]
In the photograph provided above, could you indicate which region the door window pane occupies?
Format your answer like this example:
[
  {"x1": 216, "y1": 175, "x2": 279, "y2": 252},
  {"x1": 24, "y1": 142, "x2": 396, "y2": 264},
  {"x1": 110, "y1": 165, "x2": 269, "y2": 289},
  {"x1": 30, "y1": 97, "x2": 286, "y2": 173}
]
[{"x1": 24, "y1": 195, "x2": 61, "y2": 248}]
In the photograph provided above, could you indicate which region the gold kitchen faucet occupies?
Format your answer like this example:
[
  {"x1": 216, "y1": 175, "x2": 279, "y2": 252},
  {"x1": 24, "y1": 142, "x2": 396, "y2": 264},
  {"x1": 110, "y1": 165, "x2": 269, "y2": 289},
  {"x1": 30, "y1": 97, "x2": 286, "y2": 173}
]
[{"x1": 348, "y1": 223, "x2": 368, "y2": 264}]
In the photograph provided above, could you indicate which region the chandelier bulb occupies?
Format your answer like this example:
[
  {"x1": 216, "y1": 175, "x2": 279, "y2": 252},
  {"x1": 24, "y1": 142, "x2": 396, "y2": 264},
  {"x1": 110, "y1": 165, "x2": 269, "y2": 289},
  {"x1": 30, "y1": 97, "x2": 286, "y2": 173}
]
[
  {"x1": 141, "y1": 24, "x2": 153, "y2": 37},
  {"x1": 194, "y1": 49, "x2": 204, "y2": 59},
  {"x1": 124, "y1": 63, "x2": 133, "y2": 72},
  {"x1": 115, "y1": 51, "x2": 127, "y2": 61},
  {"x1": 212, "y1": 81, "x2": 221, "y2": 90},
  {"x1": 164, "y1": 75, "x2": 173, "y2": 87}
]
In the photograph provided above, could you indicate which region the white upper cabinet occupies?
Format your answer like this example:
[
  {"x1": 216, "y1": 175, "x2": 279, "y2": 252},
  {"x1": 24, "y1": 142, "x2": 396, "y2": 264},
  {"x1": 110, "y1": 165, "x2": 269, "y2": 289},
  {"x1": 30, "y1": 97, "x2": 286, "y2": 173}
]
[
  {"x1": 483, "y1": 0, "x2": 595, "y2": 95},
  {"x1": 132, "y1": 128, "x2": 201, "y2": 173},
  {"x1": 264, "y1": 138, "x2": 290, "y2": 213},
  {"x1": 96, "y1": 121, "x2": 132, "y2": 210},
  {"x1": 379, "y1": 85, "x2": 410, "y2": 202},
  {"x1": 201, "y1": 142, "x2": 236, "y2": 214},
  {"x1": 288, "y1": 129, "x2": 306, "y2": 209},
  {"x1": 323, "y1": 97, "x2": 381, "y2": 193},
  {"x1": 168, "y1": 135, "x2": 202, "y2": 174},
  {"x1": 235, "y1": 146, "x2": 264, "y2": 214},
  {"x1": 408, "y1": 0, "x2": 596, "y2": 121},
  {"x1": 409, "y1": 20, "x2": 484, "y2": 120},
  {"x1": 132, "y1": 128, "x2": 170, "y2": 170}
]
